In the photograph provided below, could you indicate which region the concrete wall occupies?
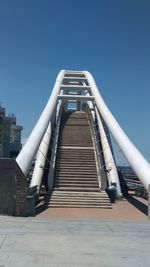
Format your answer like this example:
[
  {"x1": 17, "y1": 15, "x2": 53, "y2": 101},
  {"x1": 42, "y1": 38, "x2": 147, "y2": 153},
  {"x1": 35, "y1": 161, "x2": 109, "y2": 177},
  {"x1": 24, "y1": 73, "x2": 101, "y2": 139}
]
[{"x1": 0, "y1": 159, "x2": 27, "y2": 216}]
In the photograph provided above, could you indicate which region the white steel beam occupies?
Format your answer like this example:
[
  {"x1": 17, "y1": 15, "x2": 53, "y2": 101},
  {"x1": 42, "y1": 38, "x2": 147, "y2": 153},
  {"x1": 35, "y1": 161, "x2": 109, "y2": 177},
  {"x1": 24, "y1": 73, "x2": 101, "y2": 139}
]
[
  {"x1": 16, "y1": 70, "x2": 65, "y2": 175},
  {"x1": 63, "y1": 77, "x2": 87, "y2": 82},
  {"x1": 60, "y1": 85, "x2": 91, "y2": 90},
  {"x1": 58, "y1": 95, "x2": 95, "y2": 101},
  {"x1": 30, "y1": 123, "x2": 51, "y2": 193}
]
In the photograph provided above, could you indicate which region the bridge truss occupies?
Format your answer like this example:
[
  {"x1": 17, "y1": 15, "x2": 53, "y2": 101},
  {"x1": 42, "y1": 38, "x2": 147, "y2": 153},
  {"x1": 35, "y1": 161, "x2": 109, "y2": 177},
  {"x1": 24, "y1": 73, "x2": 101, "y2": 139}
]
[{"x1": 15, "y1": 70, "x2": 150, "y2": 204}]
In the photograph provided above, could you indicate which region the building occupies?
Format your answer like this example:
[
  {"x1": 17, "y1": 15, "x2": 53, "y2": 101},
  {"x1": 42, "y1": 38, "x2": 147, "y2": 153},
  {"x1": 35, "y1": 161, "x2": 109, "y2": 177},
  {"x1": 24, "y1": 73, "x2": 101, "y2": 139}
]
[{"x1": 0, "y1": 105, "x2": 23, "y2": 158}]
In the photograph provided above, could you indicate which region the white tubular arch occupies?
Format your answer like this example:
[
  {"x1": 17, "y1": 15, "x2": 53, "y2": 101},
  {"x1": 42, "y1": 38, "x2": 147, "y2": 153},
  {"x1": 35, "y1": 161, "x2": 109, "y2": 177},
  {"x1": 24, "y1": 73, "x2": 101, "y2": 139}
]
[
  {"x1": 84, "y1": 71, "x2": 150, "y2": 191},
  {"x1": 16, "y1": 69, "x2": 150, "y2": 192},
  {"x1": 30, "y1": 123, "x2": 51, "y2": 193},
  {"x1": 16, "y1": 70, "x2": 65, "y2": 175}
]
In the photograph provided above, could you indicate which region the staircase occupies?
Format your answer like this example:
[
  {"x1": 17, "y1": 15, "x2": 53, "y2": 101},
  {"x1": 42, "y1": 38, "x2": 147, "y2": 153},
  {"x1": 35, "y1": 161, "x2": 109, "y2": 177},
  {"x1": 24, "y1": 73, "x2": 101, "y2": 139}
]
[{"x1": 48, "y1": 111, "x2": 111, "y2": 208}]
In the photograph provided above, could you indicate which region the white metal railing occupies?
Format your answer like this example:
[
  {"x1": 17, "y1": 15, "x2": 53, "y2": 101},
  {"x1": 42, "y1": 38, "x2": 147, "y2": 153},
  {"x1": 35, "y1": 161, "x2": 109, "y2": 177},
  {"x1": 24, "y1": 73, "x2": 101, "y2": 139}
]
[
  {"x1": 86, "y1": 106, "x2": 107, "y2": 191},
  {"x1": 95, "y1": 108, "x2": 122, "y2": 196},
  {"x1": 47, "y1": 102, "x2": 63, "y2": 191},
  {"x1": 85, "y1": 91, "x2": 122, "y2": 196}
]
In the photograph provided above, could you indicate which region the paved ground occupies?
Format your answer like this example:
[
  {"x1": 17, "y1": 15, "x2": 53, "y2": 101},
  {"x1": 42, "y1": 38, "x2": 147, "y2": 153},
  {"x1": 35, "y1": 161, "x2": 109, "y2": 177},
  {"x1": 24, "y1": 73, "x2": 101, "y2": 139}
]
[
  {"x1": 0, "y1": 196, "x2": 149, "y2": 267},
  {"x1": 0, "y1": 217, "x2": 150, "y2": 267},
  {"x1": 37, "y1": 195, "x2": 148, "y2": 221}
]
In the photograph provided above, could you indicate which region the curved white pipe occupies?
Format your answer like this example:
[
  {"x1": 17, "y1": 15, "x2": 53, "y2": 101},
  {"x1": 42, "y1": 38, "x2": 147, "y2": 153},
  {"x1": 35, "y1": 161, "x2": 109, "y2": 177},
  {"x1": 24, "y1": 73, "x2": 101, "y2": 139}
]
[
  {"x1": 95, "y1": 108, "x2": 122, "y2": 196},
  {"x1": 84, "y1": 71, "x2": 150, "y2": 191},
  {"x1": 16, "y1": 70, "x2": 65, "y2": 175},
  {"x1": 30, "y1": 123, "x2": 51, "y2": 193}
]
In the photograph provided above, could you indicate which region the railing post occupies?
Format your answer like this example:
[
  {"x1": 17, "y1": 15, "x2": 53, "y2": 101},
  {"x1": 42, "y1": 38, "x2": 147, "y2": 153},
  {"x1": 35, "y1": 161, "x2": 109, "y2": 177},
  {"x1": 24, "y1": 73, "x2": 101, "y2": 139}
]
[{"x1": 148, "y1": 184, "x2": 150, "y2": 220}]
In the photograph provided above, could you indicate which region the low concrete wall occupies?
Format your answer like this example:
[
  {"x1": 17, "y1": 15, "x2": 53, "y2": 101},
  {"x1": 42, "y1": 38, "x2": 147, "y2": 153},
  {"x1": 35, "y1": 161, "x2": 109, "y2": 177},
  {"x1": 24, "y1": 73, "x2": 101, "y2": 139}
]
[{"x1": 0, "y1": 159, "x2": 27, "y2": 216}]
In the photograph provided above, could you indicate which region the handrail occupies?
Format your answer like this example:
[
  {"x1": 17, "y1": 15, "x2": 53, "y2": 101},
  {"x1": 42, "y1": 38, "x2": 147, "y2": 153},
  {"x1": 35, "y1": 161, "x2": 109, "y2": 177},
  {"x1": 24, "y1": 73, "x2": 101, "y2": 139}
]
[
  {"x1": 95, "y1": 108, "x2": 122, "y2": 196},
  {"x1": 47, "y1": 102, "x2": 63, "y2": 191},
  {"x1": 85, "y1": 92, "x2": 121, "y2": 195},
  {"x1": 86, "y1": 106, "x2": 107, "y2": 191}
]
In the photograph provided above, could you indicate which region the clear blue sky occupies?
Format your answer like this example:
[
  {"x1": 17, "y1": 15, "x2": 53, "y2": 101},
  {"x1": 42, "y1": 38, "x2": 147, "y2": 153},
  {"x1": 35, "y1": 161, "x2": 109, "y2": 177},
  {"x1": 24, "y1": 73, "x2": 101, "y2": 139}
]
[{"x1": 0, "y1": 0, "x2": 150, "y2": 164}]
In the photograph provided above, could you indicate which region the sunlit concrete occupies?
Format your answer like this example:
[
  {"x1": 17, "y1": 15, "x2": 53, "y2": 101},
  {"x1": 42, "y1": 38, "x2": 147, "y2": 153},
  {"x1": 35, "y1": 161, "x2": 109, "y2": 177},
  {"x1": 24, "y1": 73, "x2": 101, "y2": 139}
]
[{"x1": 0, "y1": 217, "x2": 150, "y2": 267}]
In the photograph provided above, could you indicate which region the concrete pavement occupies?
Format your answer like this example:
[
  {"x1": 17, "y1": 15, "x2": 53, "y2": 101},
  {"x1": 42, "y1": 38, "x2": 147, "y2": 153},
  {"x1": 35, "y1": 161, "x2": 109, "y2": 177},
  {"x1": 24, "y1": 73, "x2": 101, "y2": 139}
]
[{"x1": 0, "y1": 216, "x2": 150, "y2": 266}]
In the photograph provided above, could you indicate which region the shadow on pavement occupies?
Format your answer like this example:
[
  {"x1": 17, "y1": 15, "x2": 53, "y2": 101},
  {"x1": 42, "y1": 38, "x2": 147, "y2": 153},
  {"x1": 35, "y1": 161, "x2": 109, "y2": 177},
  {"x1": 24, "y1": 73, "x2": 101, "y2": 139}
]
[
  {"x1": 126, "y1": 195, "x2": 148, "y2": 216},
  {"x1": 35, "y1": 202, "x2": 47, "y2": 215}
]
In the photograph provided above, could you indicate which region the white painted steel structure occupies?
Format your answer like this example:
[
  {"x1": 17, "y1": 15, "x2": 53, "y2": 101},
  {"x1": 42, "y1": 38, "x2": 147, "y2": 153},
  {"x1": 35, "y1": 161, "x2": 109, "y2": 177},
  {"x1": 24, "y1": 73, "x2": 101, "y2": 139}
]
[
  {"x1": 95, "y1": 108, "x2": 121, "y2": 196},
  {"x1": 85, "y1": 96, "x2": 121, "y2": 196},
  {"x1": 16, "y1": 70, "x2": 65, "y2": 175},
  {"x1": 16, "y1": 70, "x2": 150, "y2": 193},
  {"x1": 30, "y1": 123, "x2": 51, "y2": 193},
  {"x1": 83, "y1": 71, "x2": 150, "y2": 191}
]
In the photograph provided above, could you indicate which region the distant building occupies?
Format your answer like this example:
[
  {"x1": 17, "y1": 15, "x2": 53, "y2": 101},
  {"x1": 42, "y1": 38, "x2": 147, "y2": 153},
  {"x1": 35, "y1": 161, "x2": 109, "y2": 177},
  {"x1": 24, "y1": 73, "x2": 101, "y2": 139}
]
[{"x1": 0, "y1": 105, "x2": 23, "y2": 158}]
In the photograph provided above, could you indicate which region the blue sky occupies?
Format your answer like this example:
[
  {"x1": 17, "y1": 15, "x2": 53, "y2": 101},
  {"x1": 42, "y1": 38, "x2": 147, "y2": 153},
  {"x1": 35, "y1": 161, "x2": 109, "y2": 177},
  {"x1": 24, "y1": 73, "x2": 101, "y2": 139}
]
[{"x1": 0, "y1": 0, "x2": 150, "y2": 164}]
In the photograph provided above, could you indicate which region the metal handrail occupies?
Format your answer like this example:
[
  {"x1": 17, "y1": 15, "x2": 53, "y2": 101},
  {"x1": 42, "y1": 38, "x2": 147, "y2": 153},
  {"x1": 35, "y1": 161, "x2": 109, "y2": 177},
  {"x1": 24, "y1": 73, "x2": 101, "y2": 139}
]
[
  {"x1": 47, "y1": 103, "x2": 63, "y2": 191},
  {"x1": 86, "y1": 106, "x2": 107, "y2": 190}
]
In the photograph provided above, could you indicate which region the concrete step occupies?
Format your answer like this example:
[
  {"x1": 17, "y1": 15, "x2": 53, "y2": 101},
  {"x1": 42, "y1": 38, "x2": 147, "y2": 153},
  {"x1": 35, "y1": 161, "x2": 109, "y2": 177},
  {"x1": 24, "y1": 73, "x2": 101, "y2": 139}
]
[
  {"x1": 56, "y1": 164, "x2": 97, "y2": 168},
  {"x1": 50, "y1": 201, "x2": 110, "y2": 206},
  {"x1": 48, "y1": 204, "x2": 112, "y2": 208},
  {"x1": 55, "y1": 183, "x2": 99, "y2": 187},
  {"x1": 57, "y1": 158, "x2": 95, "y2": 162},
  {"x1": 55, "y1": 178, "x2": 98, "y2": 181},
  {"x1": 57, "y1": 170, "x2": 97, "y2": 174},
  {"x1": 55, "y1": 177, "x2": 98, "y2": 181},
  {"x1": 50, "y1": 193, "x2": 109, "y2": 198},
  {"x1": 54, "y1": 187, "x2": 100, "y2": 192},
  {"x1": 58, "y1": 154, "x2": 95, "y2": 157},
  {"x1": 58, "y1": 151, "x2": 95, "y2": 155},
  {"x1": 51, "y1": 195, "x2": 107, "y2": 199},
  {"x1": 56, "y1": 173, "x2": 97, "y2": 177},
  {"x1": 57, "y1": 162, "x2": 96, "y2": 166},
  {"x1": 59, "y1": 150, "x2": 94, "y2": 153},
  {"x1": 52, "y1": 193, "x2": 108, "y2": 198},
  {"x1": 55, "y1": 184, "x2": 99, "y2": 188},
  {"x1": 47, "y1": 111, "x2": 109, "y2": 209},
  {"x1": 50, "y1": 197, "x2": 110, "y2": 202},
  {"x1": 60, "y1": 143, "x2": 93, "y2": 147},
  {"x1": 58, "y1": 151, "x2": 95, "y2": 154},
  {"x1": 56, "y1": 176, "x2": 98, "y2": 180},
  {"x1": 58, "y1": 152, "x2": 95, "y2": 155},
  {"x1": 57, "y1": 166, "x2": 97, "y2": 169},
  {"x1": 55, "y1": 178, "x2": 98, "y2": 182},
  {"x1": 55, "y1": 173, "x2": 98, "y2": 177},
  {"x1": 55, "y1": 176, "x2": 98, "y2": 179}
]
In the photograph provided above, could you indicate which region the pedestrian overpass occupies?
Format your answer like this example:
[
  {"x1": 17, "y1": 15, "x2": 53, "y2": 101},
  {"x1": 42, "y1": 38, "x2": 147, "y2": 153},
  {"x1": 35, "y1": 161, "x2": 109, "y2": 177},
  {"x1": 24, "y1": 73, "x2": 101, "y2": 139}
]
[{"x1": 0, "y1": 70, "x2": 150, "y2": 216}]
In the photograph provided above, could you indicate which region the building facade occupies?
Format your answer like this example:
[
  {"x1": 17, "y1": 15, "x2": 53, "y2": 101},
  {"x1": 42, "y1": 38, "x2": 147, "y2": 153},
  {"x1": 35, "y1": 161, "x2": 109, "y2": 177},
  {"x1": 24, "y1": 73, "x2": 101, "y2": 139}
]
[{"x1": 0, "y1": 106, "x2": 23, "y2": 158}]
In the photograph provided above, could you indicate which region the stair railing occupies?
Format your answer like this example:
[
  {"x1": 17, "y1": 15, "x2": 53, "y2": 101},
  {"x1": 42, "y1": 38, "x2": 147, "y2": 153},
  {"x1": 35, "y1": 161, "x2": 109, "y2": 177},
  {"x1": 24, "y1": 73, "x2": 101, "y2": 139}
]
[
  {"x1": 86, "y1": 104, "x2": 122, "y2": 197},
  {"x1": 47, "y1": 101, "x2": 63, "y2": 191},
  {"x1": 86, "y1": 105, "x2": 107, "y2": 191}
]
